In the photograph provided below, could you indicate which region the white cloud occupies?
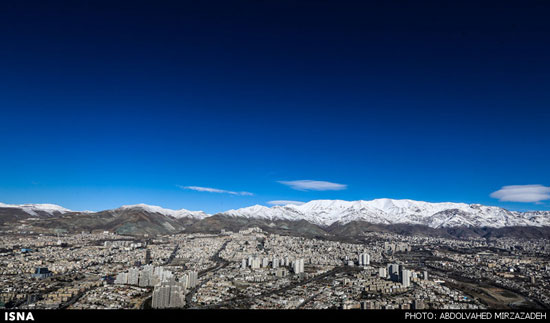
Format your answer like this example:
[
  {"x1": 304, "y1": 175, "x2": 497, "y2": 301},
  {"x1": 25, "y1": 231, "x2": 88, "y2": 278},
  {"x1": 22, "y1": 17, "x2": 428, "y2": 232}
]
[
  {"x1": 490, "y1": 184, "x2": 550, "y2": 203},
  {"x1": 267, "y1": 200, "x2": 306, "y2": 206},
  {"x1": 277, "y1": 180, "x2": 347, "y2": 191},
  {"x1": 179, "y1": 185, "x2": 253, "y2": 196}
]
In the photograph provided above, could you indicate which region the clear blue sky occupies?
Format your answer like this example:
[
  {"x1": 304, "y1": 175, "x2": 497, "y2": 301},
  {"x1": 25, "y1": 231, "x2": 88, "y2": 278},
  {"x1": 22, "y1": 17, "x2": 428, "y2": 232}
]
[{"x1": 1, "y1": 1, "x2": 549, "y2": 213}]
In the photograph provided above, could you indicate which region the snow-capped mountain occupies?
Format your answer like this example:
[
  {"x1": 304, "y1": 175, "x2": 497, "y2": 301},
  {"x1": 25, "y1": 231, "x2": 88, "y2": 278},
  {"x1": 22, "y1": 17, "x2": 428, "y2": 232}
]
[
  {"x1": 2, "y1": 199, "x2": 549, "y2": 229},
  {"x1": 222, "y1": 198, "x2": 550, "y2": 228},
  {"x1": 0, "y1": 202, "x2": 72, "y2": 216},
  {"x1": 116, "y1": 204, "x2": 209, "y2": 219}
]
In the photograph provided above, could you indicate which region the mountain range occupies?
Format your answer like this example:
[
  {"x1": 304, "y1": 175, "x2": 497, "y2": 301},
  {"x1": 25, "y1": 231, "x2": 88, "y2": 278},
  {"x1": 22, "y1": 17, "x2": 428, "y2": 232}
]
[
  {"x1": 223, "y1": 199, "x2": 550, "y2": 228},
  {"x1": 1, "y1": 199, "x2": 549, "y2": 239}
]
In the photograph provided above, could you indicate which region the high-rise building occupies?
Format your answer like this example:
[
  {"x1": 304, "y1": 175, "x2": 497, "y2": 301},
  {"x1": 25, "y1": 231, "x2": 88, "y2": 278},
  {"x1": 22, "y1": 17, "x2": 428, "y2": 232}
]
[
  {"x1": 401, "y1": 269, "x2": 411, "y2": 287},
  {"x1": 145, "y1": 249, "x2": 151, "y2": 265},
  {"x1": 114, "y1": 272, "x2": 128, "y2": 285},
  {"x1": 181, "y1": 273, "x2": 189, "y2": 289},
  {"x1": 293, "y1": 258, "x2": 304, "y2": 274},
  {"x1": 168, "y1": 285, "x2": 186, "y2": 308},
  {"x1": 379, "y1": 267, "x2": 387, "y2": 278},
  {"x1": 128, "y1": 268, "x2": 140, "y2": 285},
  {"x1": 152, "y1": 283, "x2": 168, "y2": 308},
  {"x1": 188, "y1": 271, "x2": 198, "y2": 288},
  {"x1": 138, "y1": 270, "x2": 150, "y2": 287},
  {"x1": 251, "y1": 257, "x2": 261, "y2": 269},
  {"x1": 358, "y1": 253, "x2": 370, "y2": 266},
  {"x1": 388, "y1": 264, "x2": 399, "y2": 282},
  {"x1": 32, "y1": 267, "x2": 53, "y2": 279}
]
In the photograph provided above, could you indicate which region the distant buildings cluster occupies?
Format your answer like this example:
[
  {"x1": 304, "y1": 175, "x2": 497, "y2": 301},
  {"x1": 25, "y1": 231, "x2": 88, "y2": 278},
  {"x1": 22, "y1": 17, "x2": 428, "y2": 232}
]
[
  {"x1": 241, "y1": 256, "x2": 305, "y2": 274},
  {"x1": 115, "y1": 265, "x2": 197, "y2": 289},
  {"x1": 384, "y1": 242, "x2": 411, "y2": 253}
]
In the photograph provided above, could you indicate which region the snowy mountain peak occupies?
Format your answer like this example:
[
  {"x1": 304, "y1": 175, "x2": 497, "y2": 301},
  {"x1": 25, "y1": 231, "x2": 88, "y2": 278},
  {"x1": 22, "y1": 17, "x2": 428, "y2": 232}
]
[
  {"x1": 0, "y1": 203, "x2": 72, "y2": 216},
  {"x1": 117, "y1": 204, "x2": 209, "y2": 219}
]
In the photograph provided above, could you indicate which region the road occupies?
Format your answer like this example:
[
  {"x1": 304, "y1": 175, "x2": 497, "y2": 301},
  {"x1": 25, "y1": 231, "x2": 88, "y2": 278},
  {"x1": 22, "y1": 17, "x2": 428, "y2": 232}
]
[
  {"x1": 296, "y1": 291, "x2": 322, "y2": 309},
  {"x1": 59, "y1": 275, "x2": 101, "y2": 309},
  {"x1": 184, "y1": 240, "x2": 230, "y2": 308},
  {"x1": 163, "y1": 244, "x2": 180, "y2": 265}
]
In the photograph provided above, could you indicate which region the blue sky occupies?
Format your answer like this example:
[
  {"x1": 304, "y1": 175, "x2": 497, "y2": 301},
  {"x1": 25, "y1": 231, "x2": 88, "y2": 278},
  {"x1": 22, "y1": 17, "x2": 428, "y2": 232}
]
[{"x1": 1, "y1": 1, "x2": 549, "y2": 213}]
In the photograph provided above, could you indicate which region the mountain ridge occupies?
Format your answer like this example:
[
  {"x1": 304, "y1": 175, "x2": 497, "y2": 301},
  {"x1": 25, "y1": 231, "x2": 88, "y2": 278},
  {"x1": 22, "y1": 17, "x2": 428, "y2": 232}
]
[
  {"x1": 1, "y1": 198, "x2": 549, "y2": 229},
  {"x1": 221, "y1": 198, "x2": 550, "y2": 228}
]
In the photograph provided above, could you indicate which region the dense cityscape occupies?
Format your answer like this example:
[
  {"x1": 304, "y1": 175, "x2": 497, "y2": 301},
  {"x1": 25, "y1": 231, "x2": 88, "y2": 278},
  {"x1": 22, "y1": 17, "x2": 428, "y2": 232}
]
[{"x1": 1, "y1": 227, "x2": 548, "y2": 310}]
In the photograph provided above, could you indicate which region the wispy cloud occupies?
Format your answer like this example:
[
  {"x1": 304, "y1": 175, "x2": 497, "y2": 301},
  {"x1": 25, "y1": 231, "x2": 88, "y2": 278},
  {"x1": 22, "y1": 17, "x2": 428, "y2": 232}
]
[
  {"x1": 267, "y1": 200, "x2": 306, "y2": 206},
  {"x1": 490, "y1": 184, "x2": 550, "y2": 203},
  {"x1": 277, "y1": 180, "x2": 347, "y2": 191},
  {"x1": 178, "y1": 185, "x2": 254, "y2": 196}
]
